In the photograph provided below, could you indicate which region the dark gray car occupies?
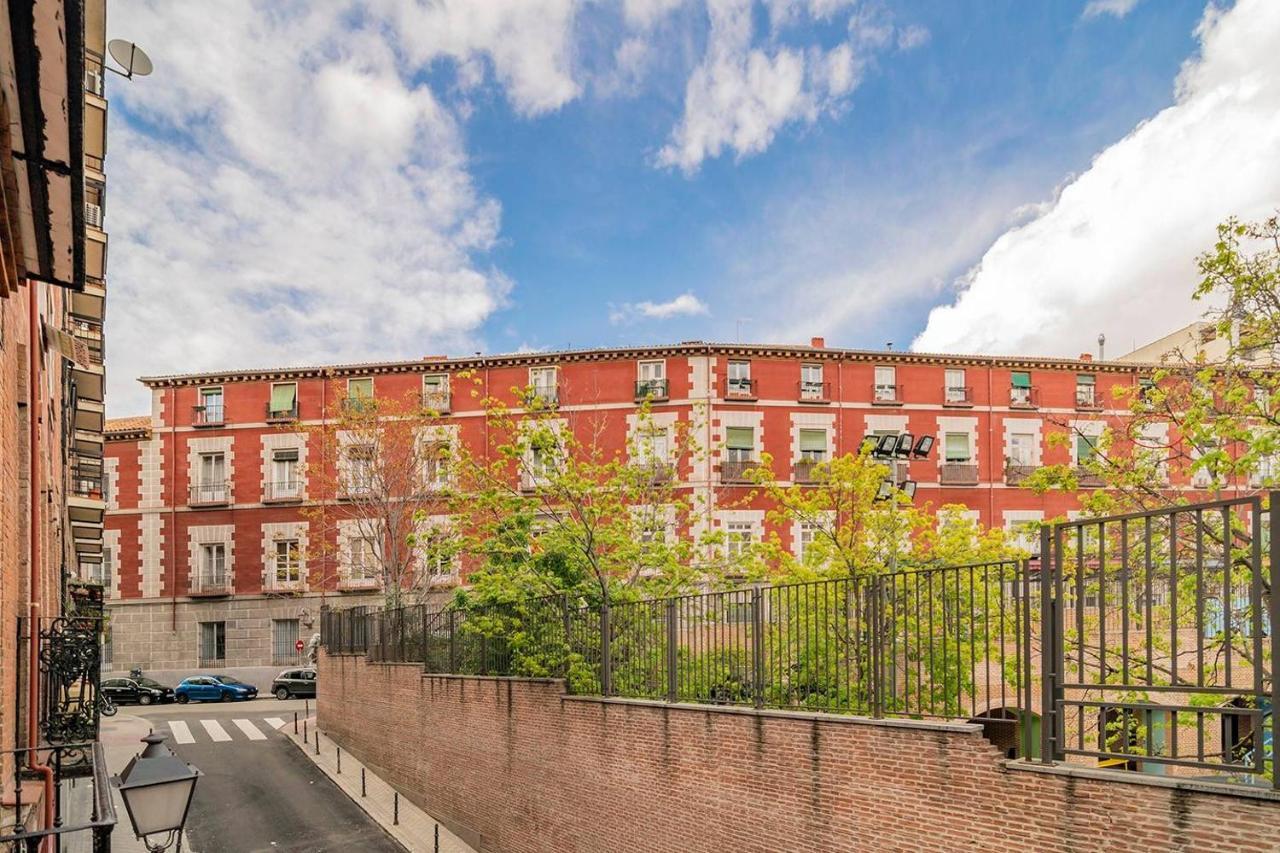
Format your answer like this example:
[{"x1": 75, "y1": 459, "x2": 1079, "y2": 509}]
[{"x1": 270, "y1": 668, "x2": 316, "y2": 700}]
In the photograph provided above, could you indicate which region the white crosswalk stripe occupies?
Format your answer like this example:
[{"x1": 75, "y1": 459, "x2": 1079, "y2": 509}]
[
  {"x1": 233, "y1": 718, "x2": 268, "y2": 740},
  {"x1": 201, "y1": 719, "x2": 233, "y2": 742},
  {"x1": 168, "y1": 720, "x2": 195, "y2": 744},
  {"x1": 264, "y1": 717, "x2": 287, "y2": 730}
]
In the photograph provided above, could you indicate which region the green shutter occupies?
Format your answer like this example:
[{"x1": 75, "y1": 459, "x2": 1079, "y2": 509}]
[
  {"x1": 1077, "y1": 434, "x2": 1097, "y2": 462},
  {"x1": 271, "y1": 383, "x2": 296, "y2": 411},
  {"x1": 945, "y1": 433, "x2": 970, "y2": 460},
  {"x1": 1077, "y1": 374, "x2": 1095, "y2": 386},
  {"x1": 726, "y1": 427, "x2": 753, "y2": 450},
  {"x1": 348, "y1": 378, "x2": 373, "y2": 398},
  {"x1": 1011, "y1": 371, "x2": 1031, "y2": 388},
  {"x1": 799, "y1": 429, "x2": 826, "y2": 452}
]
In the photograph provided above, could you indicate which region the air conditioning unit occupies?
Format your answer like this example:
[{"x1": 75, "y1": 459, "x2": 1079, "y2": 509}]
[
  {"x1": 84, "y1": 203, "x2": 102, "y2": 228},
  {"x1": 85, "y1": 69, "x2": 103, "y2": 96}
]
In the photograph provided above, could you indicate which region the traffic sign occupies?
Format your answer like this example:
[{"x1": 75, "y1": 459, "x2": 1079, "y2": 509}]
[{"x1": 295, "y1": 639, "x2": 304, "y2": 652}]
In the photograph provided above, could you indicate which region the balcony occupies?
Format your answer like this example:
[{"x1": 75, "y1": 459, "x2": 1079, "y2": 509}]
[
  {"x1": 71, "y1": 319, "x2": 104, "y2": 365},
  {"x1": 943, "y1": 386, "x2": 973, "y2": 407},
  {"x1": 1074, "y1": 467, "x2": 1105, "y2": 488},
  {"x1": 338, "y1": 482, "x2": 375, "y2": 501},
  {"x1": 421, "y1": 390, "x2": 451, "y2": 413},
  {"x1": 872, "y1": 383, "x2": 903, "y2": 405},
  {"x1": 189, "y1": 481, "x2": 231, "y2": 506},
  {"x1": 70, "y1": 455, "x2": 105, "y2": 500},
  {"x1": 190, "y1": 574, "x2": 232, "y2": 597},
  {"x1": 527, "y1": 384, "x2": 559, "y2": 409},
  {"x1": 1075, "y1": 390, "x2": 1102, "y2": 411},
  {"x1": 723, "y1": 378, "x2": 757, "y2": 401},
  {"x1": 193, "y1": 404, "x2": 225, "y2": 427},
  {"x1": 798, "y1": 381, "x2": 830, "y2": 403},
  {"x1": 338, "y1": 575, "x2": 380, "y2": 592},
  {"x1": 1010, "y1": 386, "x2": 1040, "y2": 409},
  {"x1": 341, "y1": 397, "x2": 375, "y2": 415},
  {"x1": 1004, "y1": 464, "x2": 1037, "y2": 486},
  {"x1": 635, "y1": 379, "x2": 669, "y2": 402},
  {"x1": 633, "y1": 460, "x2": 674, "y2": 485},
  {"x1": 720, "y1": 460, "x2": 755, "y2": 483},
  {"x1": 266, "y1": 577, "x2": 306, "y2": 595},
  {"x1": 266, "y1": 402, "x2": 298, "y2": 423},
  {"x1": 264, "y1": 480, "x2": 304, "y2": 503},
  {"x1": 939, "y1": 463, "x2": 979, "y2": 486},
  {"x1": 793, "y1": 459, "x2": 826, "y2": 484}
]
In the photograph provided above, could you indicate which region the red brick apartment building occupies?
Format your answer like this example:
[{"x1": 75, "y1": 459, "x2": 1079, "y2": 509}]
[{"x1": 104, "y1": 339, "x2": 1227, "y2": 682}]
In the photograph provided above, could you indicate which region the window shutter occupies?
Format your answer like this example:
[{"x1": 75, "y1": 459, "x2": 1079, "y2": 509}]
[
  {"x1": 271, "y1": 384, "x2": 297, "y2": 410},
  {"x1": 1077, "y1": 374, "x2": 1095, "y2": 386},
  {"x1": 1011, "y1": 372, "x2": 1031, "y2": 388},
  {"x1": 1077, "y1": 434, "x2": 1097, "y2": 461},
  {"x1": 799, "y1": 429, "x2": 826, "y2": 452},
  {"x1": 726, "y1": 427, "x2": 753, "y2": 450},
  {"x1": 273, "y1": 448, "x2": 299, "y2": 462},
  {"x1": 945, "y1": 433, "x2": 969, "y2": 459}
]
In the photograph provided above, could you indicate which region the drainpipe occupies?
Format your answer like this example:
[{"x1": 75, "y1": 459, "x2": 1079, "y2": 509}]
[
  {"x1": 27, "y1": 279, "x2": 55, "y2": 846},
  {"x1": 987, "y1": 362, "x2": 996, "y2": 524},
  {"x1": 169, "y1": 385, "x2": 177, "y2": 630}
]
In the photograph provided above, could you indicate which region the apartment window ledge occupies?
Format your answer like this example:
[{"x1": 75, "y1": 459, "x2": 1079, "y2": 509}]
[
  {"x1": 189, "y1": 587, "x2": 233, "y2": 598},
  {"x1": 942, "y1": 400, "x2": 974, "y2": 409},
  {"x1": 797, "y1": 396, "x2": 831, "y2": 405},
  {"x1": 262, "y1": 494, "x2": 304, "y2": 505}
]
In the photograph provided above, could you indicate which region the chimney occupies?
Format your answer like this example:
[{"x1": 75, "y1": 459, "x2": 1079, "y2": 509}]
[
  {"x1": 1079, "y1": 353, "x2": 1093, "y2": 362},
  {"x1": 810, "y1": 336, "x2": 825, "y2": 349}
]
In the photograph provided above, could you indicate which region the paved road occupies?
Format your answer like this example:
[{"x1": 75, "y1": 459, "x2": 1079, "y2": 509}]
[{"x1": 108, "y1": 699, "x2": 403, "y2": 853}]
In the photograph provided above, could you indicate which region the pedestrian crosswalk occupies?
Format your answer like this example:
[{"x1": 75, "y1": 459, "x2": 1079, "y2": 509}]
[{"x1": 165, "y1": 716, "x2": 290, "y2": 746}]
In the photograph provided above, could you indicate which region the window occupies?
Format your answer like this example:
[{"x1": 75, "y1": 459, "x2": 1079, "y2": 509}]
[
  {"x1": 1076, "y1": 374, "x2": 1097, "y2": 408},
  {"x1": 798, "y1": 429, "x2": 827, "y2": 462},
  {"x1": 422, "y1": 373, "x2": 449, "y2": 409},
  {"x1": 945, "y1": 369, "x2": 967, "y2": 403},
  {"x1": 725, "y1": 521, "x2": 753, "y2": 560},
  {"x1": 421, "y1": 534, "x2": 457, "y2": 578},
  {"x1": 269, "y1": 382, "x2": 298, "y2": 419},
  {"x1": 273, "y1": 539, "x2": 301, "y2": 587},
  {"x1": 944, "y1": 433, "x2": 972, "y2": 463},
  {"x1": 797, "y1": 522, "x2": 820, "y2": 563},
  {"x1": 800, "y1": 364, "x2": 824, "y2": 399},
  {"x1": 637, "y1": 360, "x2": 667, "y2": 398},
  {"x1": 1075, "y1": 433, "x2": 1098, "y2": 465},
  {"x1": 1008, "y1": 432, "x2": 1036, "y2": 467},
  {"x1": 195, "y1": 453, "x2": 227, "y2": 503},
  {"x1": 530, "y1": 367, "x2": 557, "y2": 402},
  {"x1": 347, "y1": 377, "x2": 373, "y2": 399},
  {"x1": 348, "y1": 536, "x2": 378, "y2": 581},
  {"x1": 874, "y1": 366, "x2": 897, "y2": 401},
  {"x1": 527, "y1": 434, "x2": 560, "y2": 485},
  {"x1": 727, "y1": 361, "x2": 752, "y2": 396},
  {"x1": 635, "y1": 428, "x2": 670, "y2": 466},
  {"x1": 1010, "y1": 371, "x2": 1033, "y2": 406},
  {"x1": 198, "y1": 543, "x2": 227, "y2": 590},
  {"x1": 347, "y1": 445, "x2": 375, "y2": 495},
  {"x1": 91, "y1": 548, "x2": 113, "y2": 588},
  {"x1": 422, "y1": 441, "x2": 450, "y2": 489},
  {"x1": 271, "y1": 448, "x2": 299, "y2": 498},
  {"x1": 198, "y1": 387, "x2": 224, "y2": 423},
  {"x1": 272, "y1": 619, "x2": 300, "y2": 664},
  {"x1": 725, "y1": 427, "x2": 754, "y2": 462},
  {"x1": 199, "y1": 622, "x2": 226, "y2": 664}
]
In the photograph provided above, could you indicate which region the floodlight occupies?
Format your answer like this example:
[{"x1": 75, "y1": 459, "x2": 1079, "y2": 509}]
[
  {"x1": 894, "y1": 433, "x2": 914, "y2": 459},
  {"x1": 912, "y1": 435, "x2": 935, "y2": 459}
]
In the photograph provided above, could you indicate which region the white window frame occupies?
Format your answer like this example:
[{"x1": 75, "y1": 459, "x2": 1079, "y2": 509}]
[
  {"x1": 944, "y1": 432, "x2": 972, "y2": 464},
  {"x1": 725, "y1": 521, "x2": 754, "y2": 560},
  {"x1": 727, "y1": 360, "x2": 752, "y2": 395},
  {"x1": 529, "y1": 366, "x2": 558, "y2": 400},
  {"x1": 800, "y1": 363, "x2": 824, "y2": 399},
  {"x1": 273, "y1": 539, "x2": 302, "y2": 587},
  {"x1": 945, "y1": 369, "x2": 966, "y2": 403},
  {"x1": 1007, "y1": 433, "x2": 1036, "y2": 468},
  {"x1": 348, "y1": 536, "x2": 379, "y2": 582},
  {"x1": 874, "y1": 366, "x2": 897, "y2": 401},
  {"x1": 198, "y1": 543, "x2": 227, "y2": 589}
]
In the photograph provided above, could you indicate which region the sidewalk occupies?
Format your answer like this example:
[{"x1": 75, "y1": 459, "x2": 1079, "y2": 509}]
[{"x1": 288, "y1": 716, "x2": 476, "y2": 853}]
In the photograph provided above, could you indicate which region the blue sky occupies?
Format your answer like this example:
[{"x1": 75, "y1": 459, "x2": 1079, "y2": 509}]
[{"x1": 103, "y1": 1, "x2": 1280, "y2": 413}]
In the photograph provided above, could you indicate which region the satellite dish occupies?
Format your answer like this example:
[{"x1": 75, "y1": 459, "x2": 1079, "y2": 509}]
[{"x1": 107, "y1": 39, "x2": 154, "y2": 78}]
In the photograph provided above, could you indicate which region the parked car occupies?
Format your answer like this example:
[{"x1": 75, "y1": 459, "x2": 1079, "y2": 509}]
[
  {"x1": 102, "y1": 676, "x2": 176, "y2": 706},
  {"x1": 175, "y1": 675, "x2": 259, "y2": 703},
  {"x1": 270, "y1": 668, "x2": 317, "y2": 700}
]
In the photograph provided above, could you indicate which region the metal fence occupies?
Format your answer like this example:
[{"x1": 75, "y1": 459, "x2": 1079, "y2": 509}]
[{"x1": 321, "y1": 560, "x2": 1031, "y2": 725}]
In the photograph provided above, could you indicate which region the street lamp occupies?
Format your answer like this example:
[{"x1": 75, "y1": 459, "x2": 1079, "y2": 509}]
[{"x1": 113, "y1": 732, "x2": 201, "y2": 852}]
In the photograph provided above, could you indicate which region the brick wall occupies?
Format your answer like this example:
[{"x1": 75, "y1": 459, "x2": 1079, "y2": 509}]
[{"x1": 319, "y1": 652, "x2": 1280, "y2": 853}]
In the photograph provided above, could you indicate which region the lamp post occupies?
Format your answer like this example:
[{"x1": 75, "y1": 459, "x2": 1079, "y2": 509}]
[
  {"x1": 867, "y1": 432, "x2": 935, "y2": 571},
  {"x1": 113, "y1": 732, "x2": 202, "y2": 852}
]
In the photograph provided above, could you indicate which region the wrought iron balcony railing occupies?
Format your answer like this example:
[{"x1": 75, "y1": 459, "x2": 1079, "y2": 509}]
[
  {"x1": 798, "y1": 381, "x2": 829, "y2": 402},
  {"x1": 191, "y1": 573, "x2": 232, "y2": 596},
  {"x1": 193, "y1": 403, "x2": 225, "y2": 426},
  {"x1": 264, "y1": 480, "x2": 303, "y2": 502},
  {"x1": 939, "y1": 463, "x2": 979, "y2": 486},
  {"x1": 720, "y1": 460, "x2": 755, "y2": 483},
  {"x1": 421, "y1": 390, "x2": 451, "y2": 413},
  {"x1": 943, "y1": 386, "x2": 973, "y2": 406},
  {"x1": 1004, "y1": 464, "x2": 1037, "y2": 485},
  {"x1": 723, "y1": 377, "x2": 757, "y2": 400},
  {"x1": 793, "y1": 459, "x2": 826, "y2": 483},
  {"x1": 189, "y1": 481, "x2": 231, "y2": 506},
  {"x1": 1009, "y1": 386, "x2": 1039, "y2": 408},
  {"x1": 872, "y1": 383, "x2": 903, "y2": 405},
  {"x1": 635, "y1": 379, "x2": 669, "y2": 401},
  {"x1": 266, "y1": 402, "x2": 299, "y2": 422}
]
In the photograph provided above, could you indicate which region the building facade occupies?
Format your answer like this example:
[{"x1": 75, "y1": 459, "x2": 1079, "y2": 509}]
[{"x1": 102, "y1": 338, "x2": 1239, "y2": 681}]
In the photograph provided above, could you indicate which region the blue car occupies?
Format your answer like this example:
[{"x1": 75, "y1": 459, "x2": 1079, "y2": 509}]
[{"x1": 175, "y1": 675, "x2": 259, "y2": 703}]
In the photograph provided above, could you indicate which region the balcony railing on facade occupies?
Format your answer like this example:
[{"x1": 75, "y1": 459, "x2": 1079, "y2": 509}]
[
  {"x1": 720, "y1": 459, "x2": 755, "y2": 483},
  {"x1": 943, "y1": 386, "x2": 973, "y2": 407},
  {"x1": 526, "y1": 384, "x2": 559, "y2": 408},
  {"x1": 633, "y1": 459, "x2": 674, "y2": 485},
  {"x1": 266, "y1": 575, "x2": 306, "y2": 595},
  {"x1": 872, "y1": 383, "x2": 903, "y2": 405},
  {"x1": 190, "y1": 572, "x2": 232, "y2": 597},
  {"x1": 939, "y1": 462, "x2": 979, "y2": 486},
  {"x1": 1009, "y1": 386, "x2": 1039, "y2": 409},
  {"x1": 70, "y1": 455, "x2": 105, "y2": 499},
  {"x1": 1073, "y1": 466, "x2": 1105, "y2": 488},
  {"x1": 70, "y1": 318, "x2": 104, "y2": 365},
  {"x1": 798, "y1": 381, "x2": 830, "y2": 403},
  {"x1": 193, "y1": 403, "x2": 225, "y2": 426},
  {"x1": 1004, "y1": 463, "x2": 1037, "y2": 485},
  {"x1": 266, "y1": 402, "x2": 299, "y2": 422},
  {"x1": 340, "y1": 396, "x2": 375, "y2": 415},
  {"x1": 1075, "y1": 389, "x2": 1102, "y2": 411},
  {"x1": 189, "y1": 481, "x2": 231, "y2": 506},
  {"x1": 723, "y1": 377, "x2": 757, "y2": 400},
  {"x1": 793, "y1": 459, "x2": 827, "y2": 484},
  {"x1": 635, "y1": 379, "x2": 669, "y2": 402},
  {"x1": 338, "y1": 572, "x2": 380, "y2": 592},
  {"x1": 0, "y1": 742, "x2": 116, "y2": 851},
  {"x1": 421, "y1": 390, "x2": 451, "y2": 413},
  {"x1": 338, "y1": 481, "x2": 376, "y2": 501},
  {"x1": 264, "y1": 480, "x2": 304, "y2": 503}
]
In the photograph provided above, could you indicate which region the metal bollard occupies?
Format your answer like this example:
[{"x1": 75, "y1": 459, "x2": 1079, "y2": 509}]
[
  {"x1": 337, "y1": 746, "x2": 341, "y2": 774},
  {"x1": 434, "y1": 824, "x2": 440, "y2": 853},
  {"x1": 314, "y1": 730, "x2": 320, "y2": 755},
  {"x1": 361, "y1": 768, "x2": 366, "y2": 797},
  {"x1": 393, "y1": 791, "x2": 399, "y2": 826},
  {"x1": 303, "y1": 720, "x2": 308, "y2": 742},
  {"x1": 293, "y1": 711, "x2": 298, "y2": 734},
  {"x1": 305, "y1": 698, "x2": 310, "y2": 719}
]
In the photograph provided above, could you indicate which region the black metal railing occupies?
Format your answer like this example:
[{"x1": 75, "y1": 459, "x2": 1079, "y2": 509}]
[
  {"x1": 193, "y1": 403, "x2": 225, "y2": 426},
  {"x1": 421, "y1": 390, "x2": 451, "y2": 413},
  {"x1": 188, "y1": 482, "x2": 230, "y2": 505},
  {"x1": 944, "y1": 386, "x2": 973, "y2": 406},
  {"x1": 723, "y1": 378, "x2": 756, "y2": 399},
  {"x1": 798, "y1": 381, "x2": 829, "y2": 402},
  {"x1": 635, "y1": 379, "x2": 669, "y2": 401},
  {"x1": 266, "y1": 402, "x2": 298, "y2": 421},
  {"x1": 872, "y1": 383, "x2": 903, "y2": 404},
  {"x1": 264, "y1": 480, "x2": 303, "y2": 502},
  {"x1": 323, "y1": 560, "x2": 1031, "y2": 724},
  {"x1": 70, "y1": 456, "x2": 104, "y2": 499},
  {"x1": 1010, "y1": 386, "x2": 1039, "y2": 408},
  {"x1": 939, "y1": 463, "x2": 979, "y2": 486},
  {"x1": 1038, "y1": 494, "x2": 1278, "y2": 786},
  {"x1": 0, "y1": 742, "x2": 116, "y2": 852}
]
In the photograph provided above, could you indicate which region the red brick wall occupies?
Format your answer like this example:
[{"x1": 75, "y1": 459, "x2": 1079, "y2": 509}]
[{"x1": 318, "y1": 653, "x2": 1280, "y2": 853}]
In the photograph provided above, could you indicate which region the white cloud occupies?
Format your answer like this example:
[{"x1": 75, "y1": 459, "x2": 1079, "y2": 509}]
[
  {"x1": 896, "y1": 24, "x2": 930, "y2": 51},
  {"x1": 1082, "y1": 0, "x2": 1143, "y2": 20},
  {"x1": 105, "y1": 2, "x2": 515, "y2": 413},
  {"x1": 912, "y1": 0, "x2": 1280, "y2": 358},
  {"x1": 610, "y1": 293, "x2": 710, "y2": 324}
]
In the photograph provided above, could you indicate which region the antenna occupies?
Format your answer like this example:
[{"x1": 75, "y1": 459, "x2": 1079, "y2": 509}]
[
  {"x1": 107, "y1": 39, "x2": 154, "y2": 79},
  {"x1": 1097, "y1": 332, "x2": 1106, "y2": 361},
  {"x1": 735, "y1": 318, "x2": 751, "y2": 343}
]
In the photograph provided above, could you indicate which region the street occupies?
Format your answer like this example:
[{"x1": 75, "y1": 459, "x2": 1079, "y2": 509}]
[{"x1": 103, "y1": 698, "x2": 404, "y2": 853}]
